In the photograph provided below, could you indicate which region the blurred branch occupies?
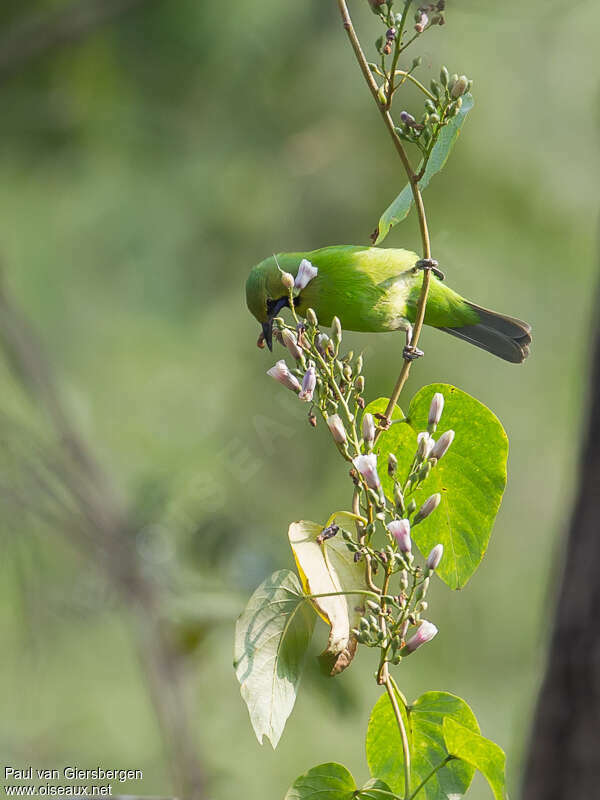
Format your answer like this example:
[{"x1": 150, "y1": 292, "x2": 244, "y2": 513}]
[
  {"x1": 0, "y1": 278, "x2": 207, "y2": 800},
  {"x1": 522, "y1": 279, "x2": 600, "y2": 799},
  {"x1": 0, "y1": 0, "x2": 157, "y2": 81}
]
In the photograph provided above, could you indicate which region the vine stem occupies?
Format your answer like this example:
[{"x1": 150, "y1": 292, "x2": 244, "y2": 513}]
[
  {"x1": 335, "y1": 0, "x2": 433, "y2": 426},
  {"x1": 382, "y1": 669, "x2": 411, "y2": 799}
]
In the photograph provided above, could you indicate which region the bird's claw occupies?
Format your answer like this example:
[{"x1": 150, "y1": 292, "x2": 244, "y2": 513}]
[
  {"x1": 403, "y1": 345, "x2": 424, "y2": 361},
  {"x1": 415, "y1": 258, "x2": 445, "y2": 281}
]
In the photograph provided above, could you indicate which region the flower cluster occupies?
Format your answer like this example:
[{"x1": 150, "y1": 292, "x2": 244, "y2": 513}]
[{"x1": 265, "y1": 283, "x2": 454, "y2": 667}]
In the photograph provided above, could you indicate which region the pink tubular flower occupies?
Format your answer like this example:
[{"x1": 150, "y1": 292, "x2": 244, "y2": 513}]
[
  {"x1": 431, "y1": 430, "x2": 454, "y2": 461},
  {"x1": 428, "y1": 392, "x2": 444, "y2": 428},
  {"x1": 266, "y1": 360, "x2": 301, "y2": 392},
  {"x1": 387, "y1": 519, "x2": 411, "y2": 553},
  {"x1": 327, "y1": 414, "x2": 347, "y2": 445},
  {"x1": 414, "y1": 493, "x2": 441, "y2": 524},
  {"x1": 417, "y1": 431, "x2": 434, "y2": 461},
  {"x1": 362, "y1": 413, "x2": 375, "y2": 451},
  {"x1": 426, "y1": 544, "x2": 444, "y2": 571},
  {"x1": 281, "y1": 329, "x2": 303, "y2": 361},
  {"x1": 294, "y1": 259, "x2": 318, "y2": 291},
  {"x1": 352, "y1": 454, "x2": 381, "y2": 491},
  {"x1": 299, "y1": 365, "x2": 316, "y2": 402},
  {"x1": 404, "y1": 620, "x2": 438, "y2": 653}
]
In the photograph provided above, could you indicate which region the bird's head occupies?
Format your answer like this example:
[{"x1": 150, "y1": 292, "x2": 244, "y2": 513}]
[{"x1": 245, "y1": 254, "x2": 318, "y2": 350}]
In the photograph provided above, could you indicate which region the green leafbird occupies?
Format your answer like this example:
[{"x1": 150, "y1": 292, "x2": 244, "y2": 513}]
[{"x1": 246, "y1": 245, "x2": 531, "y2": 363}]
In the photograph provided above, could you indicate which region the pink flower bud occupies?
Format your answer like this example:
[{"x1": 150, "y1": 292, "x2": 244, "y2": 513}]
[
  {"x1": 426, "y1": 544, "x2": 444, "y2": 571},
  {"x1": 294, "y1": 259, "x2": 318, "y2": 291},
  {"x1": 414, "y1": 493, "x2": 441, "y2": 524},
  {"x1": 267, "y1": 360, "x2": 301, "y2": 392},
  {"x1": 281, "y1": 328, "x2": 303, "y2": 361},
  {"x1": 387, "y1": 519, "x2": 411, "y2": 553},
  {"x1": 428, "y1": 392, "x2": 444, "y2": 428},
  {"x1": 417, "y1": 431, "x2": 434, "y2": 460},
  {"x1": 431, "y1": 430, "x2": 454, "y2": 461},
  {"x1": 404, "y1": 620, "x2": 438, "y2": 653},
  {"x1": 352, "y1": 454, "x2": 381, "y2": 491},
  {"x1": 299, "y1": 365, "x2": 316, "y2": 402},
  {"x1": 327, "y1": 414, "x2": 347, "y2": 445},
  {"x1": 362, "y1": 413, "x2": 375, "y2": 450}
]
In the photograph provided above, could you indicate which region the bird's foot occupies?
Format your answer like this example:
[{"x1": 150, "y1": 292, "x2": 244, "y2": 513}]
[
  {"x1": 403, "y1": 344, "x2": 424, "y2": 361},
  {"x1": 415, "y1": 258, "x2": 445, "y2": 281}
]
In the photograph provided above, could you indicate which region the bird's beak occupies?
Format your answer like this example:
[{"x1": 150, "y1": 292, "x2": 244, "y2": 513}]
[{"x1": 262, "y1": 320, "x2": 273, "y2": 351}]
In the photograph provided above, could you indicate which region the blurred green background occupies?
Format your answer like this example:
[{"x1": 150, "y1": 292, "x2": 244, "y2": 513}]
[{"x1": 0, "y1": 1, "x2": 597, "y2": 798}]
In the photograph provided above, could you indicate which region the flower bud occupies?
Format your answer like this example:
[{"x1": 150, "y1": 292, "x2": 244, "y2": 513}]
[
  {"x1": 308, "y1": 412, "x2": 317, "y2": 428},
  {"x1": 327, "y1": 414, "x2": 347, "y2": 445},
  {"x1": 280, "y1": 271, "x2": 295, "y2": 291},
  {"x1": 407, "y1": 499, "x2": 417, "y2": 516},
  {"x1": 267, "y1": 360, "x2": 301, "y2": 392},
  {"x1": 281, "y1": 328, "x2": 303, "y2": 361},
  {"x1": 352, "y1": 454, "x2": 381, "y2": 491},
  {"x1": 426, "y1": 543, "x2": 444, "y2": 571},
  {"x1": 400, "y1": 110, "x2": 416, "y2": 127},
  {"x1": 414, "y1": 12, "x2": 428, "y2": 33},
  {"x1": 368, "y1": 0, "x2": 385, "y2": 12},
  {"x1": 299, "y1": 365, "x2": 316, "y2": 402},
  {"x1": 431, "y1": 430, "x2": 454, "y2": 461},
  {"x1": 417, "y1": 431, "x2": 434, "y2": 461},
  {"x1": 440, "y1": 66, "x2": 449, "y2": 87},
  {"x1": 306, "y1": 308, "x2": 318, "y2": 327},
  {"x1": 316, "y1": 333, "x2": 331, "y2": 357},
  {"x1": 362, "y1": 413, "x2": 375, "y2": 451},
  {"x1": 388, "y1": 453, "x2": 398, "y2": 477},
  {"x1": 387, "y1": 519, "x2": 411, "y2": 553},
  {"x1": 414, "y1": 493, "x2": 441, "y2": 524},
  {"x1": 403, "y1": 620, "x2": 438, "y2": 653},
  {"x1": 294, "y1": 259, "x2": 318, "y2": 291},
  {"x1": 355, "y1": 354, "x2": 363, "y2": 374},
  {"x1": 332, "y1": 316, "x2": 342, "y2": 344},
  {"x1": 355, "y1": 375, "x2": 365, "y2": 393},
  {"x1": 415, "y1": 577, "x2": 429, "y2": 602},
  {"x1": 394, "y1": 483, "x2": 405, "y2": 512},
  {"x1": 428, "y1": 392, "x2": 444, "y2": 429},
  {"x1": 451, "y1": 75, "x2": 469, "y2": 99}
]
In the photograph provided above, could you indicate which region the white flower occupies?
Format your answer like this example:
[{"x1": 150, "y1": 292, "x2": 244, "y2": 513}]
[
  {"x1": 294, "y1": 259, "x2": 318, "y2": 291},
  {"x1": 266, "y1": 360, "x2": 301, "y2": 392},
  {"x1": 352, "y1": 453, "x2": 381, "y2": 491},
  {"x1": 299, "y1": 365, "x2": 316, "y2": 402},
  {"x1": 426, "y1": 544, "x2": 444, "y2": 571},
  {"x1": 405, "y1": 620, "x2": 438, "y2": 653},
  {"x1": 327, "y1": 414, "x2": 347, "y2": 445},
  {"x1": 387, "y1": 519, "x2": 411, "y2": 553}
]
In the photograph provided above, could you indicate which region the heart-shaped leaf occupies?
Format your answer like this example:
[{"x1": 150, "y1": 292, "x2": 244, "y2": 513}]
[
  {"x1": 374, "y1": 384, "x2": 508, "y2": 589},
  {"x1": 366, "y1": 689, "x2": 479, "y2": 800},
  {"x1": 284, "y1": 762, "x2": 357, "y2": 800},
  {"x1": 443, "y1": 718, "x2": 507, "y2": 800},
  {"x1": 375, "y1": 95, "x2": 474, "y2": 244},
  {"x1": 234, "y1": 569, "x2": 315, "y2": 748}
]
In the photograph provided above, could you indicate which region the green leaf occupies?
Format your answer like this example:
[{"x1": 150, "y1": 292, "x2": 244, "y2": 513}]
[
  {"x1": 375, "y1": 95, "x2": 474, "y2": 245},
  {"x1": 284, "y1": 763, "x2": 357, "y2": 800},
  {"x1": 234, "y1": 569, "x2": 315, "y2": 748},
  {"x1": 366, "y1": 689, "x2": 479, "y2": 800},
  {"x1": 375, "y1": 383, "x2": 508, "y2": 589},
  {"x1": 443, "y1": 718, "x2": 507, "y2": 800},
  {"x1": 358, "y1": 778, "x2": 400, "y2": 799}
]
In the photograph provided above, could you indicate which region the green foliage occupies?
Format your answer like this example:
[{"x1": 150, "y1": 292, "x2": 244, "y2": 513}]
[
  {"x1": 375, "y1": 95, "x2": 474, "y2": 245},
  {"x1": 371, "y1": 384, "x2": 508, "y2": 588},
  {"x1": 443, "y1": 718, "x2": 507, "y2": 800},
  {"x1": 234, "y1": 569, "x2": 316, "y2": 748},
  {"x1": 285, "y1": 763, "x2": 395, "y2": 800},
  {"x1": 367, "y1": 689, "x2": 479, "y2": 800}
]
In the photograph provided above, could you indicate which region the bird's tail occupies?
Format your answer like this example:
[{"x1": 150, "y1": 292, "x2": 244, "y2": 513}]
[{"x1": 439, "y1": 302, "x2": 532, "y2": 364}]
